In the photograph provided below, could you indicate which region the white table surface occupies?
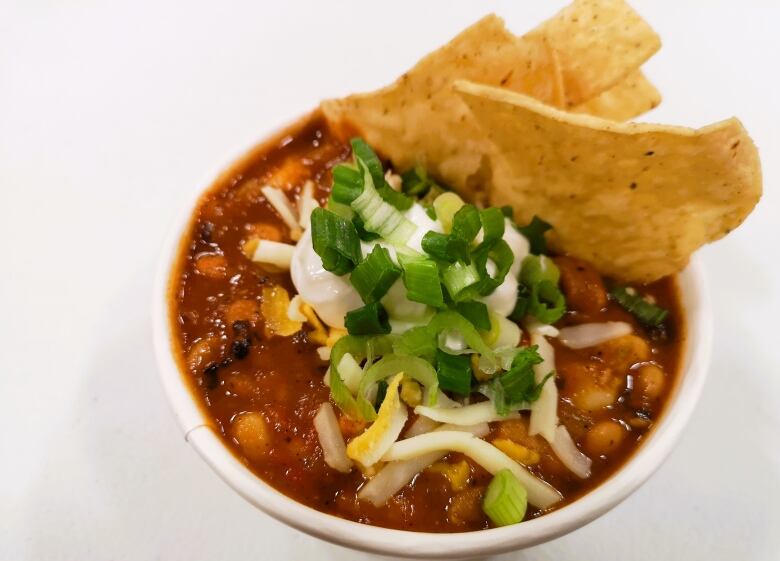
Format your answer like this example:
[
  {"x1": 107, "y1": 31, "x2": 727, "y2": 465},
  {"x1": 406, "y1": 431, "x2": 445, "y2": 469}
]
[{"x1": 2, "y1": 1, "x2": 778, "y2": 559}]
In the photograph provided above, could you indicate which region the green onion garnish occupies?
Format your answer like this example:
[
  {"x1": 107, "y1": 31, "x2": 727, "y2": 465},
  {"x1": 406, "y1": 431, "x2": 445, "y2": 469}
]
[
  {"x1": 478, "y1": 207, "x2": 506, "y2": 245},
  {"x1": 350, "y1": 245, "x2": 401, "y2": 304},
  {"x1": 331, "y1": 164, "x2": 363, "y2": 205},
  {"x1": 436, "y1": 349, "x2": 473, "y2": 395},
  {"x1": 517, "y1": 255, "x2": 567, "y2": 324},
  {"x1": 352, "y1": 215, "x2": 380, "y2": 241},
  {"x1": 374, "y1": 380, "x2": 389, "y2": 409},
  {"x1": 454, "y1": 301, "x2": 491, "y2": 331},
  {"x1": 393, "y1": 325, "x2": 439, "y2": 362},
  {"x1": 344, "y1": 302, "x2": 392, "y2": 335},
  {"x1": 450, "y1": 204, "x2": 482, "y2": 245},
  {"x1": 351, "y1": 138, "x2": 413, "y2": 210},
  {"x1": 328, "y1": 335, "x2": 396, "y2": 419},
  {"x1": 399, "y1": 255, "x2": 444, "y2": 308},
  {"x1": 611, "y1": 286, "x2": 669, "y2": 327},
  {"x1": 482, "y1": 469, "x2": 528, "y2": 526},
  {"x1": 421, "y1": 231, "x2": 458, "y2": 263},
  {"x1": 484, "y1": 346, "x2": 552, "y2": 415},
  {"x1": 442, "y1": 261, "x2": 481, "y2": 301},
  {"x1": 401, "y1": 165, "x2": 430, "y2": 196},
  {"x1": 310, "y1": 207, "x2": 362, "y2": 275},
  {"x1": 356, "y1": 354, "x2": 439, "y2": 420},
  {"x1": 517, "y1": 216, "x2": 552, "y2": 255}
]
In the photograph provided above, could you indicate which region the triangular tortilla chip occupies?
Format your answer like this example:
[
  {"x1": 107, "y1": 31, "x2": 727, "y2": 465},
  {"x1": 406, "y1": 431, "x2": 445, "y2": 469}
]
[
  {"x1": 455, "y1": 80, "x2": 761, "y2": 282},
  {"x1": 526, "y1": 0, "x2": 661, "y2": 107},
  {"x1": 322, "y1": 15, "x2": 566, "y2": 198},
  {"x1": 572, "y1": 70, "x2": 661, "y2": 121}
]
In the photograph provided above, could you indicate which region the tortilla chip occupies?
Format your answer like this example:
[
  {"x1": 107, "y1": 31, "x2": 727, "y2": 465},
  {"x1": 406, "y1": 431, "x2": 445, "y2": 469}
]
[
  {"x1": 573, "y1": 70, "x2": 661, "y2": 121},
  {"x1": 525, "y1": 0, "x2": 661, "y2": 107},
  {"x1": 322, "y1": 15, "x2": 566, "y2": 197},
  {"x1": 455, "y1": 80, "x2": 762, "y2": 282}
]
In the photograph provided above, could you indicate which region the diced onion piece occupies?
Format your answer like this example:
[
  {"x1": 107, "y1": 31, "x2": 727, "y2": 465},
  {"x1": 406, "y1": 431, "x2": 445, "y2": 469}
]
[
  {"x1": 313, "y1": 402, "x2": 352, "y2": 473},
  {"x1": 346, "y1": 373, "x2": 407, "y2": 467},
  {"x1": 287, "y1": 295, "x2": 307, "y2": 322},
  {"x1": 381, "y1": 431, "x2": 561, "y2": 508},
  {"x1": 337, "y1": 352, "x2": 363, "y2": 394},
  {"x1": 550, "y1": 425, "x2": 592, "y2": 479},
  {"x1": 414, "y1": 401, "x2": 522, "y2": 425},
  {"x1": 558, "y1": 321, "x2": 632, "y2": 349},
  {"x1": 385, "y1": 170, "x2": 402, "y2": 191},
  {"x1": 261, "y1": 185, "x2": 303, "y2": 239},
  {"x1": 318, "y1": 346, "x2": 331, "y2": 362},
  {"x1": 482, "y1": 469, "x2": 528, "y2": 526},
  {"x1": 527, "y1": 327, "x2": 558, "y2": 443},
  {"x1": 359, "y1": 423, "x2": 488, "y2": 506},
  {"x1": 252, "y1": 240, "x2": 296, "y2": 270},
  {"x1": 297, "y1": 180, "x2": 319, "y2": 230},
  {"x1": 492, "y1": 315, "x2": 522, "y2": 349}
]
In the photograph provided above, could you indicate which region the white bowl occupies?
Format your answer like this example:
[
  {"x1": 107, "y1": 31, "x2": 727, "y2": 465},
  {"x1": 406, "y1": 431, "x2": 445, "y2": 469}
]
[{"x1": 152, "y1": 133, "x2": 713, "y2": 559}]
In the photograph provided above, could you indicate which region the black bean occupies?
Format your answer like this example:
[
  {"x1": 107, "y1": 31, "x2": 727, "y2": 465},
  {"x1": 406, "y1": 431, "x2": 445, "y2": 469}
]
[{"x1": 232, "y1": 338, "x2": 250, "y2": 360}]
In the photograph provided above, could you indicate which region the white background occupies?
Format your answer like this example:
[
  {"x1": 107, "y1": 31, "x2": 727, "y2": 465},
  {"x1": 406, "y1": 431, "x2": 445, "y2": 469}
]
[{"x1": 2, "y1": 1, "x2": 778, "y2": 560}]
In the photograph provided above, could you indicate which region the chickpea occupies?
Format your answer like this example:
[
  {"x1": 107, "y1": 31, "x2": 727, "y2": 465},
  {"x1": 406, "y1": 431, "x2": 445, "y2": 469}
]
[
  {"x1": 630, "y1": 363, "x2": 665, "y2": 408},
  {"x1": 596, "y1": 335, "x2": 650, "y2": 375},
  {"x1": 194, "y1": 253, "x2": 228, "y2": 279},
  {"x1": 583, "y1": 420, "x2": 626, "y2": 456},
  {"x1": 231, "y1": 412, "x2": 271, "y2": 462}
]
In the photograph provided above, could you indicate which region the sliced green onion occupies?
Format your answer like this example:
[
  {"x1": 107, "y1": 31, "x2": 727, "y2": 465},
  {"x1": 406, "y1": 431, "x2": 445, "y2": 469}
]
[
  {"x1": 331, "y1": 164, "x2": 363, "y2": 204},
  {"x1": 326, "y1": 196, "x2": 354, "y2": 220},
  {"x1": 611, "y1": 286, "x2": 669, "y2": 327},
  {"x1": 374, "y1": 380, "x2": 389, "y2": 409},
  {"x1": 310, "y1": 207, "x2": 362, "y2": 275},
  {"x1": 428, "y1": 311, "x2": 496, "y2": 367},
  {"x1": 520, "y1": 255, "x2": 560, "y2": 286},
  {"x1": 473, "y1": 239, "x2": 514, "y2": 297},
  {"x1": 442, "y1": 261, "x2": 481, "y2": 301},
  {"x1": 450, "y1": 204, "x2": 481, "y2": 246},
  {"x1": 399, "y1": 255, "x2": 444, "y2": 308},
  {"x1": 329, "y1": 335, "x2": 396, "y2": 419},
  {"x1": 401, "y1": 165, "x2": 433, "y2": 197},
  {"x1": 479, "y1": 207, "x2": 506, "y2": 245},
  {"x1": 356, "y1": 354, "x2": 439, "y2": 420},
  {"x1": 421, "y1": 231, "x2": 458, "y2": 263},
  {"x1": 499, "y1": 346, "x2": 544, "y2": 403},
  {"x1": 436, "y1": 349, "x2": 473, "y2": 395},
  {"x1": 432, "y1": 192, "x2": 465, "y2": 233},
  {"x1": 345, "y1": 302, "x2": 392, "y2": 335},
  {"x1": 352, "y1": 215, "x2": 381, "y2": 241},
  {"x1": 351, "y1": 160, "x2": 416, "y2": 243},
  {"x1": 517, "y1": 216, "x2": 552, "y2": 255},
  {"x1": 483, "y1": 469, "x2": 528, "y2": 526},
  {"x1": 518, "y1": 255, "x2": 566, "y2": 324},
  {"x1": 424, "y1": 205, "x2": 437, "y2": 220},
  {"x1": 351, "y1": 138, "x2": 413, "y2": 210},
  {"x1": 393, "y1": 325, "x2": 439, "y2": 363},
  {"x1": 528, "y1": 280, "x2": 566, "y2": 324},
  {"x1": 350, "y1": 245, "x2": 401, "y2": 304},
  {"x1": 509, "y1": 283, "x2": 530, "y2": 323},
  {"x1": 454, "y1": 301, "x2": 491, "y2": 331}
]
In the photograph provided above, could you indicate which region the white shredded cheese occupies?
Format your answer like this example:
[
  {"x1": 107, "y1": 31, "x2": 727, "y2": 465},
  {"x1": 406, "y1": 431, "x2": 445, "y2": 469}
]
[
  {"x1": 261, "y1": 185, "x2": 303, "y2": 239},
  {"x1": 318, "y1": 347, "x2": 332, "y2": 362},
  {"x1": 527, "y1": 326, "x2": 558, "y2": 443},
  {"x1": 382, "y1": 431, "x2": 561, "y2": 508},
  {"x1": 414, "y1": 401, "x2": 523, "y2": 425},
  {"x1": 337, "y1": 352, "x2": 363, "y2": 394},
  {"x1": 297, "y1": 180, "x2": 319, "y2": 230},
  {"x1": 251, "y1": 239, "x2": 296, "y2": 270}
]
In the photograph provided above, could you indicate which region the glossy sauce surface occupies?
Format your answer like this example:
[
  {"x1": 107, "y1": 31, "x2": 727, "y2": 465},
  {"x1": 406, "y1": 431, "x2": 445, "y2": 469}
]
[{"x1": 170, "y1": 111, "x2": 684, "y2": 532}]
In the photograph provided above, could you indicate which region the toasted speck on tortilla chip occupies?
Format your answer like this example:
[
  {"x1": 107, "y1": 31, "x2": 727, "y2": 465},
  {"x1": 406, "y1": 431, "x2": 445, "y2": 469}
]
[
  {"x1": 572, "y1": 70, "x2": 661, "y2": 121},
  {"x1": 455, "y1": 80, "x2": 762, "y2": 282},
  {"x1": 322, "y1": 15, "x2": 566, "y2": 196},
  {"x1": 525, "y1": 0, "x2": 662, "y2": 107}
]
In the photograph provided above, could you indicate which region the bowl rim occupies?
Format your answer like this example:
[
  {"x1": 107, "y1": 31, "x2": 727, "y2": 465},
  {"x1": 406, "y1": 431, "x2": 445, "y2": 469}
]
[{"x1": 152, "y1": 131, "x2": 713, "y2": 559}]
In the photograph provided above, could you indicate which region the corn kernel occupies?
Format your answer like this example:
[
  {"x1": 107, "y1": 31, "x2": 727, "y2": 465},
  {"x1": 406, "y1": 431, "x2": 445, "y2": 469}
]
[{"x1": 491, "y1": 438, "x2": 541, "y2": 465}]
